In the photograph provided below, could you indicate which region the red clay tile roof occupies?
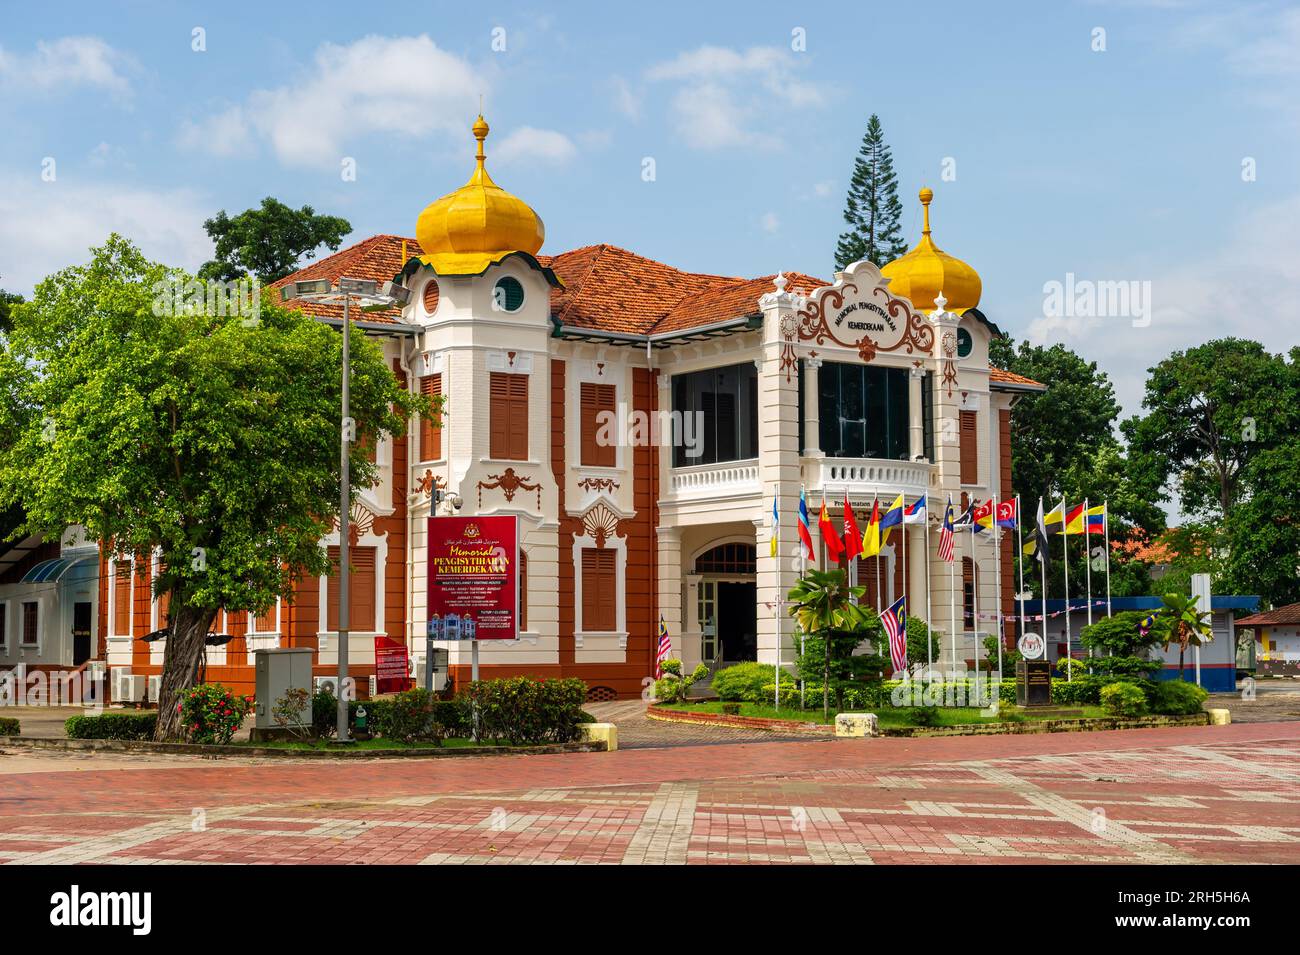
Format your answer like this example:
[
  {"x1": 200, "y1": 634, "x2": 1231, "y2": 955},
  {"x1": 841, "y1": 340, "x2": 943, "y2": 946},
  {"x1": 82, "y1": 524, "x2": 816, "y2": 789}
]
[
  {"x1": 268, "y1": 234, "x2": 417, "y2": 324},
  {"x1": 269, "y1": 236, "x2": 1040, "y2": 373},
  {"x1": 1236, "y1": 602, "x2": 1300, "y2": 626},
  {"x1": 989, "y1": 366, "x2": 1046, "y2": 390}
]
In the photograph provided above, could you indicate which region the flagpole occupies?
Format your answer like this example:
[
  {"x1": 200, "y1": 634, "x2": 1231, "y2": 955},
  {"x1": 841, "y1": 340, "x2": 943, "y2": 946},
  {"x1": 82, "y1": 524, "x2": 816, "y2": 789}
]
[
  {"x1": 994, "y1": 520, "x2": 1003, "y2": 685},
  {"x1": 1061, "y1": 499, "x2": 1072, "y2": 682},
  {"x1": 969, "y1": 515, "x2": 979, "y2": 675},
  {"x1": 1103, "y1": 500, "x2": 1112, "y2": 619},
  {"x1": 924, "y1": 501, "x2": 932, "y2": 674},
  {"x1": 1084, "y1": 497, "x2": 1094, "y2": 637},
  {"x1": 901, "y1": 498, "x2": 908, "y2": 673},
  {"x1": 949, "y1": 538, "x2": 957, "y2": 678},
  {"x1": 1016, "y1": 493, "x2": 1026, "y2": 650},
  {"x1": 1039, "y1": 497, "x2": 1048, "y2": 656}
]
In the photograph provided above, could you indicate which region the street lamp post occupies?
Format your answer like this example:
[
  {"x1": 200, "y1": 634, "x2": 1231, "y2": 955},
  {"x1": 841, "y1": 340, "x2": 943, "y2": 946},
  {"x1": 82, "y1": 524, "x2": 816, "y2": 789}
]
[{"x1": 282, "y1": 276, "x2": 410, "y2": 742}]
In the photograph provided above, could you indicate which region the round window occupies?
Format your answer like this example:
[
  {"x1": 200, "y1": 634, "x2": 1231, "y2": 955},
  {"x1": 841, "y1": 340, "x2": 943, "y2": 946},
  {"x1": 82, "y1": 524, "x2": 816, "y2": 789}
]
[
  {"x1": 493, "y1": 276, "x2": 525, "y2": 313},
  {"x1": 422, "y1": 279, "x2": 439, "y2": 315},
  {"x1": 956, "y1": 326, "x2": 973, "y2": 358}
]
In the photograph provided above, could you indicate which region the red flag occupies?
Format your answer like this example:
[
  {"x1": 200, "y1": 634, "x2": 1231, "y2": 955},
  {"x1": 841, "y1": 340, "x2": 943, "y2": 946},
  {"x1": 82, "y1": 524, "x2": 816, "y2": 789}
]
[
  {"x1": 842, "y1": 493, "x2": 862, "y2": 560},
  {"x1": 818, "y1": 498, "x2": 845, "y2": 563}
]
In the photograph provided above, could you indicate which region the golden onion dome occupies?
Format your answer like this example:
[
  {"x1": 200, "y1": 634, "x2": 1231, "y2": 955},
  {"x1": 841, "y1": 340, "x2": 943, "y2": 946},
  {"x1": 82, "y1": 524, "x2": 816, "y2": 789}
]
[
  {"x1": 415, "y1": 114, "x2": 545, "y2": 274},
  {"x1": 880, "y1": 187, "x2": 982, "y2": 313}
]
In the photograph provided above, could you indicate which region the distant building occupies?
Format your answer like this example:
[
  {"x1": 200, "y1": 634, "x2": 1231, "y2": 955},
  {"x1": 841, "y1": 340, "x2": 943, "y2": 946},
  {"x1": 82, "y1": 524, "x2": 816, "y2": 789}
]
[
  {"x1": 1237, "y1": 602, "x2": 1300, "y2": 677},
  {"x1": 1039, "y1": 594, "x2": 1258, "y2": 692}
]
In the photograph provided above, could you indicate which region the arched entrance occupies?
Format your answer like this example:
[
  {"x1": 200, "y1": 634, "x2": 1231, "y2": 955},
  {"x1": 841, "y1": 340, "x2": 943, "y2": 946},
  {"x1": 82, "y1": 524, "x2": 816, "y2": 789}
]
[{"x1": 694, "y1": 543, "x2": 757, "y2": 665}]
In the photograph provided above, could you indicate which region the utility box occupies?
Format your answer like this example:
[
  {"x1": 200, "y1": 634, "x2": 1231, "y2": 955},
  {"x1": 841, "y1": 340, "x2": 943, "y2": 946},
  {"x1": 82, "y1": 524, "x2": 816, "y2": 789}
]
[
  {"x1": 254, "y1": 648, "x2": 314, "y2": 730},
  {"x1": 420, "y1": 642, "x2": 450, "y2": 692}
]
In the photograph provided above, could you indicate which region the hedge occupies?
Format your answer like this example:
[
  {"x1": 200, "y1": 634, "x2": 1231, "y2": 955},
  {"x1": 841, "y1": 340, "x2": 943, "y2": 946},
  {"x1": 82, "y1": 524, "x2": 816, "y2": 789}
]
[
  {"x1": 713, "y1": 662, "x2": 795, "y2": 702},
  {"x1": 64, "y1": 712, "x2": 158, "y2": 740},
  {"x1": 464, "y1": 676, "x2": 589, "y2": 745},
  {"x1": 0, "y1": 717, "x2": 19, "y2": 736}
]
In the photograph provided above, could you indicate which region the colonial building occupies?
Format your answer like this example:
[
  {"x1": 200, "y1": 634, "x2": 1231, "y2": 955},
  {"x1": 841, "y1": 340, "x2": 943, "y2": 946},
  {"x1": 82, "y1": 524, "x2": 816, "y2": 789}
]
[{"x1": 64, "y1": 115, "x2": 1044, "y2": 700}]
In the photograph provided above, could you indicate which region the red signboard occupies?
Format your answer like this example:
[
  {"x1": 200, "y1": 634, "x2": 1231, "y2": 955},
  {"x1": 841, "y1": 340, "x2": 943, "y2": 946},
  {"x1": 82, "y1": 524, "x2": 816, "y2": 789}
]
[
  {"x1": 373, "y1": 636, "x2": 412, "y2": 694},
  {"x1": 426, "y1": 515, "x2": 519, "y2": 640}
]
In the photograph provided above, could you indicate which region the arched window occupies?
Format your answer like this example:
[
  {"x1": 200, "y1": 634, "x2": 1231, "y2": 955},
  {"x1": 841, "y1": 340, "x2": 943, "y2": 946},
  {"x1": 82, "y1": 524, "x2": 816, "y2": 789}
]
[{"x1": 694, "y1": 543, "x2": 756, "y2": 575}]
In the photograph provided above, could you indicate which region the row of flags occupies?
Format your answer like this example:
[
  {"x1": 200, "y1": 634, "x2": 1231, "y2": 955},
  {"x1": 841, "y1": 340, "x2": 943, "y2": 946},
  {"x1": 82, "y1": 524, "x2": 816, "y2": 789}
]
[{"x1": 791, "y1": 490, "x2": 930, "y2": 563}]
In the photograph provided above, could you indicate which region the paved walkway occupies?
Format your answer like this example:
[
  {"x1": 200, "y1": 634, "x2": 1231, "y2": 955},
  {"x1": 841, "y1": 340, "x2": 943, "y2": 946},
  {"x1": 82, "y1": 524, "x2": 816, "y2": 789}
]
[{"x1": 0, "y1": 722, "x2": 1294, "y2": 864}]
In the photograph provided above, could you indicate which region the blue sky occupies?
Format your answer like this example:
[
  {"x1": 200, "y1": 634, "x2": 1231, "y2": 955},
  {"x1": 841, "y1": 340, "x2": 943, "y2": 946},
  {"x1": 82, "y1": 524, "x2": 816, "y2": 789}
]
[{"x1": 2, "y1": 0, "x2": 1297, "y2": 417}]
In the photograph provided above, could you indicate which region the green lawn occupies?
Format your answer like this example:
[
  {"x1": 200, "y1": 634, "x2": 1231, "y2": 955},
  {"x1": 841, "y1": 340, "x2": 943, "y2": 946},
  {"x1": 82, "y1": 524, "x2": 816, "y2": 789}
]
[{"x1": 660, "y1": 700, "x2": 1108, "y2": 729}]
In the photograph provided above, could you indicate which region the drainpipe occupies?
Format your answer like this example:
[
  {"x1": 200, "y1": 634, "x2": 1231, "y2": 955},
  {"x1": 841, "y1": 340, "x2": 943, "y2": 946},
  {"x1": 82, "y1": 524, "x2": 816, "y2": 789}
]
[{"x1": 398, "y1": 335, "x2": 421, "y2": 656}]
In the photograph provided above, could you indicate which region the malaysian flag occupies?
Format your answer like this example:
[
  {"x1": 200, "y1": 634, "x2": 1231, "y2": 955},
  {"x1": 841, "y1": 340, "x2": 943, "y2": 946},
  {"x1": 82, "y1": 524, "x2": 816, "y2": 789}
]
[
  {"x1": 655, "y1": 616, "x2": 671, "y2": 679},
  {"x1": 938, "y1": 495, "x2": 956, "y2": 562},
  {"x1": 881, "y1": 595, "x2": 908, "y2": 675}
]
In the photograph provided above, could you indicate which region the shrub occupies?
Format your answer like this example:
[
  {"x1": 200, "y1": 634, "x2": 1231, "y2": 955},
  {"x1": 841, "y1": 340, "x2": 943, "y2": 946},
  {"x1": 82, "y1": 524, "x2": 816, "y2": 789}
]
[
  {"x1": 312, "y1": 690, "x2": 339, "y2": 738},
  {"x1": 377, "y1": 688, "x2": 439, "y2": 743},
  {"x1": 721, "y1": 702, "x2": 741, "y2": 715},
  {"x1": 712, "y1": 661, "x2": 795, "y2": 702},
  {"x1": 177, "y1": 683, "x2": 252, "y2": 744},
  {"x1": 909, "y1": 706, "x2": 942, "y2": 727},
  {"x1": 433, "y1": 698, "x2": 471, "y2": 737},
  {"x1": 1148, "y1": 679, "x2": 1209, "y2": 715},
  {"x1": 654, "y1": 658, "x2": 710, "y2": 704},
  {"x1": 271, "y1": 686, "x2": 311, "y2": 738},
  {"x1": 65, "y1": 712, "x2": 157, "y2": 740},
  {"x1": 0, "y1": 717, "x2": 19, "y2": 735},
  {"x1": 1100, "y1": 682, "x2": 1148, "y2": 718},
  {"x1": 464, "y1": 676, "x2": 588, "y2": 745}
]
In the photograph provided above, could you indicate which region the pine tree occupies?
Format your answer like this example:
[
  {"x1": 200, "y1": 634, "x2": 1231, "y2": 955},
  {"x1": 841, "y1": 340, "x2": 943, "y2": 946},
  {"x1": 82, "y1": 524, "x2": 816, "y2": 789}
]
[{"x1": 835, "y1": 115, "x2": 908, "y2": 271}]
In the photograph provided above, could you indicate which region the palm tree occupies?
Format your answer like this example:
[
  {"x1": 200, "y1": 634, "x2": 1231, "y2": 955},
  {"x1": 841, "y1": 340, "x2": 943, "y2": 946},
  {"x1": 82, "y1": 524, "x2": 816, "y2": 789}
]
[
  {"x1": 787, "y1": 569, "x2": 871, "y2": 718},
  {"x1": 1155, "y1": 593, "x2": 1213, "y2": 680}
]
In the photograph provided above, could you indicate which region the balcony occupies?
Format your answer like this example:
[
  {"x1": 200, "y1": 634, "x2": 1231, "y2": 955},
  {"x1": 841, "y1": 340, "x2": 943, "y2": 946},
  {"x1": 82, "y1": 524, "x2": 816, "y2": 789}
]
[
  {"x1": 801, "y1": 456, "x2": 931, "y2": 500},
  {"x1": 668, "y1": 458, "x2": 760, "y2": 500}
]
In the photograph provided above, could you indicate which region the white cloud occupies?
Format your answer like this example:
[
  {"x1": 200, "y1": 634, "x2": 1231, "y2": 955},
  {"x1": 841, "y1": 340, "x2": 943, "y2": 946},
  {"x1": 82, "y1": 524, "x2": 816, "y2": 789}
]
[
  {"x1": 177, "y1": 34, "x2": 485, "y2": 169},
  {"x1": 645, "y1": 45, "x2": 827, "y2": 151},
  {"x1": 611, "y1": 75, "x2": 641, "y2": 119},
  {"x1": 493, "y1": 126, "x2": 578, "y2": 166},
  {"x1": 0, "y1": 172, "x2": 212, "y2": 295},
  {"x1": 1024, "y1": 191, "x2": 1300, "y2": 417},
  {"x1": 0, "y1": 36, "x2": 135, "y2": 98}
]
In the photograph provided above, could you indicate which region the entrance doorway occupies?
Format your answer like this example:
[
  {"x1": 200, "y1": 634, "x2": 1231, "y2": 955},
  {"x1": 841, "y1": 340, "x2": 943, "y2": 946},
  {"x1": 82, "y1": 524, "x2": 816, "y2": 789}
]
[
  {"x1": 72, "y1": 601, "x2": 92, "y2": 665},
  {"x1": 717, "y1": 581, "x2": 757, "y2": 663}
]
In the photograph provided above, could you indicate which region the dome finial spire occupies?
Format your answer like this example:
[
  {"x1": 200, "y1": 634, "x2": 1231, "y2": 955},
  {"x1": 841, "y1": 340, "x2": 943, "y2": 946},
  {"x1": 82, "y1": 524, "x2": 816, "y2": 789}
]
[
  {"x1": 472, "y1": 111, "x2": 490, "y2": 169},
  {"x1": 919, "y1": 187, "x2": 934, "y2": 236}
]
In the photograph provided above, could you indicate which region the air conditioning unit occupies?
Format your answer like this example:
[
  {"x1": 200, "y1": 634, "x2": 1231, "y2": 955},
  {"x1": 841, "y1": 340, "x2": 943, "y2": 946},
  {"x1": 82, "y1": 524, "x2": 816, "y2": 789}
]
[
  {"x1": 147, "y1": 675, "x2": 161, "y2": 703},
  {"x1": 314, "y1": 675, "x2": 339, "y2": 696},
  {"x1": 111, "y1": 670, "x2": 145, "y2": 703},
  {"x1": 87, "y1": 661, "x2": 106, "y2": 682}
]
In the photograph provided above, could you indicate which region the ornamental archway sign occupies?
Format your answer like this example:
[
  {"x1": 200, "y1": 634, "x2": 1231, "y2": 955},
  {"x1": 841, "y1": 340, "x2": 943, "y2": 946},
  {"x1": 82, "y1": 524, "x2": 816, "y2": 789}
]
[{"x1": 780, "y1": 260, "x2": 935, "y2": 380}]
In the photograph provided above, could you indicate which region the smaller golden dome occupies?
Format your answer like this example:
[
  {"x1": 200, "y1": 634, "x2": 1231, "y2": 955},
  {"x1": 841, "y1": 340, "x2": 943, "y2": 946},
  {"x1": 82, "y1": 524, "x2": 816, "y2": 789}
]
[
  {"x1": 880, "y1": 187, "x2": 982, "y2": 314},
  {"x1": 415, "y1": 115, "x2": 546, "y2": 275}
]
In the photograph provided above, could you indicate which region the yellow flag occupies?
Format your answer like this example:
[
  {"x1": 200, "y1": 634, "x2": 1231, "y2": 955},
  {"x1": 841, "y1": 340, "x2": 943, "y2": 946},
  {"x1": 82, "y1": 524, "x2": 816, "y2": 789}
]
[{"x1": 861, "y1": 497, "x2": 881, "y2": 557}]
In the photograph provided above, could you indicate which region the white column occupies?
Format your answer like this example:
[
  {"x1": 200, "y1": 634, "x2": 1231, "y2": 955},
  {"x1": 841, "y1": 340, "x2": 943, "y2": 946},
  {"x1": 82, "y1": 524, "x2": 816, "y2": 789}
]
[
  {"x1": 656, "y1": 524, "x2": 684, "y2": 664},
  {"x1": 756, "y1": 275, "x2": 803, "y2": 670},
  {"x1": 803, "y1": 355, "x2": 822, "y2": 458},
  {"x1": 908, "y1": 364, "x2": 925, "y2": 461},
  {"x1": 929, "y1": 295, "x2": 963, "y2": 668}
]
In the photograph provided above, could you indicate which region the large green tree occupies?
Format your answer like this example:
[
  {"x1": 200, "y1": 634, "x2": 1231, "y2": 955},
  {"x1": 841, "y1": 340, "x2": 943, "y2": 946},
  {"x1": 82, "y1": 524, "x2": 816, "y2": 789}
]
[
  {"x1": 0, "y1": 235, "x2": 423, "y2": 739},
  {"x1": 1122, "y1": 338, "x2": 1297, "y2": 519},
  {"x1": 835, "y1": 114, "x2": 908, "y2": 271},
  {"x1": 199, "y1": 197, "x2": 351, "y2": 283},
  {"x1": 0, "y1": 279, "x2": 23, "y2": 334}
]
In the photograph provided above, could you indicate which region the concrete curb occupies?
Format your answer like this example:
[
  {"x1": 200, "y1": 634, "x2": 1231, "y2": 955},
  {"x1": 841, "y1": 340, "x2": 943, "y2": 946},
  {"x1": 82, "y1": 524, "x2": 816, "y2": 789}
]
[
  {"x1": 646, "y1": 706, "x2": 1211, "y2": 738},
  {"x1": 0, "y1": 735, "x2": 606, "y2": 759}
]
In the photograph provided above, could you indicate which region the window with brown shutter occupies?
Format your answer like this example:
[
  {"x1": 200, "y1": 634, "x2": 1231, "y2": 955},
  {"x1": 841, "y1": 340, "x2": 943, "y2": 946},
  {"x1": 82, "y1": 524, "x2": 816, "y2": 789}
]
[
  {"x1": 519, "y1": 551, "x2": 528, "y2": 631},
  {"x1": 114, "y1": 560, "x2": 131, "y2": 635},
  {"x1": 0, "y1": 604, "x2": 6, "y2": 646},
  {"x1": 580, "y1": 382, "x2": 616, "y2": 467},
  {"x1": 253, "y1": 603, "x2": 276, "y2": 633},
  {"x1": 959, "y1": 410, "x2": 978, "y2": 484},
  {"x1": 326, "y1": 546, "x2": 377, "y2": 632},
  {"x1": 962, "y1": 557, "x2": 978, "y2": 632},
  {"x1": 489, "y1": 372, "x2": 529, "y2": 460},
  {"x1": 21, "y1": 601, "x2": 38, "y2": 645},
  {"x1": 420, "y1": 374, "x2": 442, "y2": 461},
  {"x1": 157, "y1": 586, "x2": 170, "y2": 628},
  {"x1": 580, "y1": 548, "x2": 617, "y2": 632}
]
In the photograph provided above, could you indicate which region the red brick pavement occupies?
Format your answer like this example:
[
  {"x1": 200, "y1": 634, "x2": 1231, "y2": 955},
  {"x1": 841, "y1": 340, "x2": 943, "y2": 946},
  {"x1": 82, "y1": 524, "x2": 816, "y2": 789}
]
[{"x1": 0, "y1": 722, "x2": 1295, "y2": 865}]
